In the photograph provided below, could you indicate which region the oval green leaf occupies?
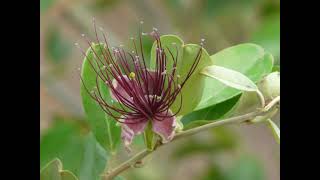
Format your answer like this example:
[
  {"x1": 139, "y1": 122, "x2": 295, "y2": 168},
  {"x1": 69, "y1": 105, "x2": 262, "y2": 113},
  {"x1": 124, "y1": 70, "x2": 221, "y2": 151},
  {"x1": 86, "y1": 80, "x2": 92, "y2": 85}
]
[
  {"x1": 150, "y1": 34, "x2": 184, "y2": 71},
  {"x1": 60, "y1": 171, "x2": 78, "y2": 180},
  {"x1": 150, "y1": 35, "x2": 212, "y2": 115},
  {"x1": 172, "y1": 44, "x2": 212, "y2": 115},
  {"x1": 196, "y1": 43, "x2": 274, "y2": 110},
  {"x1": 80, "y1": 43, "x2": 121, "y2": 153},
  {"x1": 201, "y1": 65, "x2": 258, "y2": 91},
  {"x1": 181, "y1": 94, "x2": 241, "y2": 128},
  {"x1": 40, "y1": 118, "x2": 108, "y2": 180},
  {"x1": 40, "y1": 158, "x2": 62, "y2": 180}
]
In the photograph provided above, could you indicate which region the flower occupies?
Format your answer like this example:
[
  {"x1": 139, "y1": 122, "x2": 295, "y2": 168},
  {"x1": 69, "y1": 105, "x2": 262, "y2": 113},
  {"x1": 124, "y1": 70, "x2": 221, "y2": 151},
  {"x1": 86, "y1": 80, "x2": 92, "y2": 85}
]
[{"x1": 80, "y1": 22, "x2": 203, "y2": 149}]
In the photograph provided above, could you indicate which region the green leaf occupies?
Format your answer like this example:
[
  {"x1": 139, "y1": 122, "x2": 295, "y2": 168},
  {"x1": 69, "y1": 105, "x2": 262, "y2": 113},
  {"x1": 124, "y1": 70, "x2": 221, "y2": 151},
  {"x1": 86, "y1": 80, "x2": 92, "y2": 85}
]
[
  {"x1": 40, "y1": 159, "x2": 78, "y2": 180},
  {"x1": 272, "y1": 65, "x2": 280, "y2": 72},
  {"x1": 196, "y1": 44, "x2": 273, "y2": 110},
  {"x1": 40, "y1": 118, "x2": 86, "y2": 169},
  {"x1": 266, "y1": 119, "x2": 280, "y2": 144},
  {"x1": 60, "y1": 171, "x2": 78, "y2": 180},
  {"x1": 232, "y1": 71, "x2": 280, "y2": 116},
  {"x1": 183, "y1": 120, "x2": 211, "y2": 130},
  {"x1": 150, "y1": 35, "x2": 212, "y2": 115},
  {"x1": 181, "y1": 94, "x2": 241, "y2": 127},
  {"x1": 231, "y1": 91, "x2": 260, "y2": 115},
  {"x1": 201, "y1": 65, "x2": 258, "y2": 91},
  {"x1": 41, "y1": 159, "x2": 62, "y2": 180},
  {"x1": 40, "y1": 118, "x2": 108, "y2": 180},
  {"x1": 150, "y1": 35, "x2": 184, "y2": 71},
  {"x1": 80, "y1": 43, "x2": 121, "y2": 152},
  {"x1": 172, "y1": 44, "x2": 212, "y2": 115},
  {"x1": 98, "y1": 79, "x2": 121, "y2": 153},
  {"x1": 78, "y1": 134, "x2": 108, "y2": 180}
]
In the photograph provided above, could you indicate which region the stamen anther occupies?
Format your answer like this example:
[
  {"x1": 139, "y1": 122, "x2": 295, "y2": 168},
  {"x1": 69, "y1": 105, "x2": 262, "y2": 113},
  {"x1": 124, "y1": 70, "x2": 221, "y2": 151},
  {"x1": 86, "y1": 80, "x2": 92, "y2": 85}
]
[{"x1": 129, "y1": 72, "x2": 136, "y2": 79}]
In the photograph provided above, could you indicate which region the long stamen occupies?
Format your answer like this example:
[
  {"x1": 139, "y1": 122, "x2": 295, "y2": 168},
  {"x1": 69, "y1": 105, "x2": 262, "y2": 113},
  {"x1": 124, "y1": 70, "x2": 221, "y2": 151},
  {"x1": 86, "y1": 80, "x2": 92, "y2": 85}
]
[{"x1": 79, "y1": 23, "x2": 203, "y2": 125}]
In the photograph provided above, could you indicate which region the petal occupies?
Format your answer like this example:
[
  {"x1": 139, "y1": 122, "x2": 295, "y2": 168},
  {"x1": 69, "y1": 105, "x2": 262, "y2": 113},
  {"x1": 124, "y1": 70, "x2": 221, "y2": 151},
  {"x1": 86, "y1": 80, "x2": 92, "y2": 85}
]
[
  {"x1": 144, "y1": 69, "x2": 157, "y2": 84},
  {"x1": 142, "y1": 69, "x2": 164, "y2": 96},
  {"x1": 110, "y1": 70, "x2": 158, "y2": 102},
  {"x1": 138, "y1": 69, "x2": 156, "y2": 94},
  {"x1": 152, "y1": 110, "x2": 177, "y2": 143},
  {"x1": 121, "y1": 116, "x2": 148, "y2": 147},
  {"x1": 110, "y1": 75, "x2": 133, "y2": 102}
]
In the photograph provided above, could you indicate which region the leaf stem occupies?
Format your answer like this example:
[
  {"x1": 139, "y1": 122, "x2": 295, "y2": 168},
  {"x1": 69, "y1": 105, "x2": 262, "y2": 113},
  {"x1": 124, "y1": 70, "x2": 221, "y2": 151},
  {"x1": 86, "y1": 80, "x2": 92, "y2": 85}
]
[
  {"x1": 264, "y1": 96, "x2": 280, "y2": 112},
  {"x1": 103, "y1": 97, "x2": 280, "y2": 179},
  {"x1": 256, "y1": 89, "x2": 266, "y2": 108}
]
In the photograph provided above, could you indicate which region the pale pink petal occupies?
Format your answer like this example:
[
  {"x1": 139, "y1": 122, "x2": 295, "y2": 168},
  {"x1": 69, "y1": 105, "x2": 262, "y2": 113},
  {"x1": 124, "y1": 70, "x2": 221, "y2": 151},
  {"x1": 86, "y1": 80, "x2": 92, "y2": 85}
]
[
  {"x1": 144, "y1": 69, "x2": 157, "y2": 82},
  {"x1": 110, "y1": 76, "x2": 133, "y2": 102},
  {"x1": 121, "y1": 116, "x2": 148, "y2": 147},
  {"x1": 152, "y1": 110, "x2": 176, "y2": 143},
  {"x1": 110, "y1": 70, "x2": 158, "y2": 102},
  {"x1": 142, "y1": 69, "x2": 157, "y2": 94}
]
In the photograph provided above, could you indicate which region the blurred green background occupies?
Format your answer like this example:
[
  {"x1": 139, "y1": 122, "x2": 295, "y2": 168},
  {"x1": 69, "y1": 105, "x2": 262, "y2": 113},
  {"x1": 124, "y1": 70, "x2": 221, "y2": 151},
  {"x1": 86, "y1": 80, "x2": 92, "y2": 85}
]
[{"x1": 40, "y1": 0, "x2": 279, "y2": 179}]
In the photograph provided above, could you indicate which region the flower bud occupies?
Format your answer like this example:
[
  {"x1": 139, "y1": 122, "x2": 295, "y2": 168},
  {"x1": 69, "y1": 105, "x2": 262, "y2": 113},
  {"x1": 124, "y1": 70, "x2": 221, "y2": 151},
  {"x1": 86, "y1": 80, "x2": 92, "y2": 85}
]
[{"x1": 258, "y1": 72, "x2": 280, "y2": 100}]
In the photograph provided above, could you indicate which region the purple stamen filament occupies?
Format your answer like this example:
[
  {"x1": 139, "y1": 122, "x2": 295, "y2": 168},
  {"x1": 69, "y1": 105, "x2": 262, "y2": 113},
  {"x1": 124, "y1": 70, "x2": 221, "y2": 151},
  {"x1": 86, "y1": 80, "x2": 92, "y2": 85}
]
[{"x1": 79, "y1": 22, "x2": 203, "y2": 125}]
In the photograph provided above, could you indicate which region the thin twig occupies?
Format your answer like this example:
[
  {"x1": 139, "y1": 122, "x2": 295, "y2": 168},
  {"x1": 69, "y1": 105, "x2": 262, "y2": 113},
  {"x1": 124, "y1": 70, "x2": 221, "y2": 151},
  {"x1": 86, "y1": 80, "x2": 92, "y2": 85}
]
[
  {"x1": 103, "y1": 97, "x2": 280, "y2": 179},
  {"x1": 103, "y1": 150, "x2": 151, "y2": 180}
]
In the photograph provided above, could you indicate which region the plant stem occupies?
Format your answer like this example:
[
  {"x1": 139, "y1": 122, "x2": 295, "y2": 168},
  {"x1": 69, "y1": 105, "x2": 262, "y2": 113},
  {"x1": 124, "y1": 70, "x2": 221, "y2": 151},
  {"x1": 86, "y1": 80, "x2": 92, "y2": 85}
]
[
  {"x1": 173, "y1": 110, "x2": 261, "y2": 140},
  {"x1": 103, "y1": 97, "x2": 280, "y2": 179},
  {"x1": 103, "y1": 150, "x2": 151, "y2": 180}
]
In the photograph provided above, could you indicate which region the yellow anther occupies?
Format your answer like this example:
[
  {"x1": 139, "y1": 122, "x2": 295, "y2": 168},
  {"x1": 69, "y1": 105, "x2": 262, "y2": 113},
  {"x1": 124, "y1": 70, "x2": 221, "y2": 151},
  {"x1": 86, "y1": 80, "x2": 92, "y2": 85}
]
[{"x1": 129, "y1": 72, "x2": 136, "y2": 79}]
